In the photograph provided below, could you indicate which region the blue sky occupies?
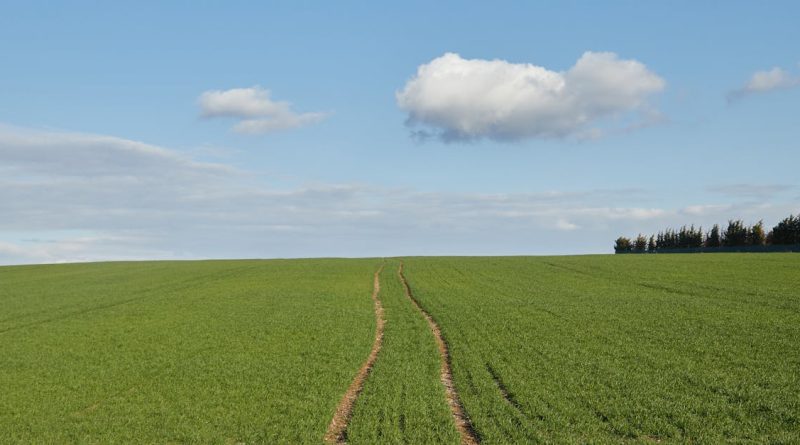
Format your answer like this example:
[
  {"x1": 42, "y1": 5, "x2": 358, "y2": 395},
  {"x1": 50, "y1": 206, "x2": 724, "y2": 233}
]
[{"x1": 1, "y1": 1, "x2": 798, "y2": 264}]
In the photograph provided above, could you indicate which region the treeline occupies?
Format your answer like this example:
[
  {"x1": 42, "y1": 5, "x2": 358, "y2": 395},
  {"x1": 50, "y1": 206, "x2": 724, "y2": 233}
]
[{"x1": 614, "y1": 213, "x2": 800, "y2": 253}]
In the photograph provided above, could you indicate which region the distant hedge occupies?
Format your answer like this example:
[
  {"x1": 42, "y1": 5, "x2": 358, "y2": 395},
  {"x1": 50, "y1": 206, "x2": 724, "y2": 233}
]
[{"x1": 614, "y1": 214, "x2": 800, "y2": 254}]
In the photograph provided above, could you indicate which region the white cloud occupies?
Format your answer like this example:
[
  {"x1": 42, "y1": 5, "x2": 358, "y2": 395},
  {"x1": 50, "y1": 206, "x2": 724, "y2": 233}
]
[
  {"x1": 0, "y1": 124, "x2": 234, "y2": 177},
  {"x1": 555, "y1": 219, "x2": 579, "y2": 231},
  {"x1": 728, "y1": 67, "x2": 800, "y2": 102},
  {"x1": 0, "y1": 235, "x2": 177, "y2": 264},
  {"x1": 233, "y1": 113, "x2": 327, "y2": 134},
  {"x1": 746, "y1": 68, "x2": 797, "y2": 91},
  {"x1": 396, "y1": 52, "x2": 665, "y2": 142},
  {"x1": 198, "y1": 86, "x2": 328, "y2": 134},
  {"x1": 1, "y1": 125, "x2": 797, "y2": 264},
  {"x1": 681, "y1": 204, "x2": 732, "y2": 217}
]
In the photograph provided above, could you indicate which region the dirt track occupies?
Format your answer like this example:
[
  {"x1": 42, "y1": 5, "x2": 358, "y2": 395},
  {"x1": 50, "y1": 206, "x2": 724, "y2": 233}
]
[
  {"x1": 398, "y1": 263, "x2": 480, "y2": 445},
  {"x1": 324, "y1": 264, "x2": 385, "y2": 444}
]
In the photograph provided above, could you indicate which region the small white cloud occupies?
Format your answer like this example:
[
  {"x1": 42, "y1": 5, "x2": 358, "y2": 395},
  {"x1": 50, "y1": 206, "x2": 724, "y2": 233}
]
[
  {"x1": 198, "y1": 86, "x2": 328, "y2": 134},
  {"x1": 555, "y1": 219, "x2": 579, "y2": 231},
  {"x1": 234, "y1": 113, "x2": 327, "y2": 134},
  {"x1": 682, "y1": 204, "x2": 732, "y2": 216},
  {"x1": 199, "y1": 87, "x2": 288, "y2": 118},
  {"x1": 746, "y1": 68, "x2": 796, "y2": 91},
  {"x1": 728, "y1": 67, "x2": 800, "y2": 102},
  {"x1": 575, "y1": 207, "x2": 666, "y2": 221},
  {"x1": 396, "y1": 51, "x2": 665, "y2": 142}
]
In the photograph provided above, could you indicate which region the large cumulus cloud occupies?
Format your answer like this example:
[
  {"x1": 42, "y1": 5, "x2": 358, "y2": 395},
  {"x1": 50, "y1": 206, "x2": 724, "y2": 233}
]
[{"x1": 396, "y1": 52, "x2": 665, "y2": 142}]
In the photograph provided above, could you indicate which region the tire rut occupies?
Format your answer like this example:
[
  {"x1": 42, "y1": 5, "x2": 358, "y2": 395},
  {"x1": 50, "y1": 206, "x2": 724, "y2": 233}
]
[
  {"x1": 485, "y1": 363, "x2": 524, "y2": 414},
  {"x1": 398, "y1": 262, "x2": 480, "y2": 445},
  {"x1": 324, "y1": 264, "x2": 385, "y2": 444}
]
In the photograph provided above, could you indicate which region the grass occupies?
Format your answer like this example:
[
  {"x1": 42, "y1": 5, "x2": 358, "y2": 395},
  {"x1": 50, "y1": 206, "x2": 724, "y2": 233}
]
[
  {"x1": 402, "y1": 254, "x2": 800, "y2": 444},
  {"x1": 1, "y1": 254, "x2": 798, "y2": 443},
  {"x1": 0, "y1": 259, "x2": 379, "y2": 443}
]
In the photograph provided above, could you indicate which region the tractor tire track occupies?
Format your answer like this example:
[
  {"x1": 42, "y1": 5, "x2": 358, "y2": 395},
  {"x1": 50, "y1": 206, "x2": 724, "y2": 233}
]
[
  {"x1": 485, "y1": 363, "x2": 524, "y2": 414},
  {"x1": 398, "y1": 262, "x2": 480, "y2": 445},
  {"x1": 324, "y1": 264, "x2": 385, "y2": 444}
]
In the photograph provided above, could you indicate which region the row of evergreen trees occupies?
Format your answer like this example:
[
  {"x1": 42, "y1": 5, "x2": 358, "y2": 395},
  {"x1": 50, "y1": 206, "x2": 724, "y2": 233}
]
[{"x1": 614, "y1": 214, "x2": 800, "y2": 253}]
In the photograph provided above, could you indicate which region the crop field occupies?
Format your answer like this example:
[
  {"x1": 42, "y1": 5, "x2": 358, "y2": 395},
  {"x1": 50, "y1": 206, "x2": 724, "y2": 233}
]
[
  {"x1": 0, "y1": 259, "x2": 379, "y2": 443},
  {"x1": 403, "y1": 254, "x2": 800, "y2": 443},
  {"x1": 1, "y1": 254, "x2": 798, "y2": 443}
]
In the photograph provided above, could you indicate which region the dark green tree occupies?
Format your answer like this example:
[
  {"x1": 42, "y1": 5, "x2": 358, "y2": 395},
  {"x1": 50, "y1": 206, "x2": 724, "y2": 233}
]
[
  {"x1": 723, "y1": 219, "x2": 748, "y2": 246},
  {"x1": 687, "y1": 225, "x2": 703, "y2": 248},
  {"x1": 634, "y1": 234, "x2": 648, "y2": 252},
  {"x1": 614, "y1": 236, "x2": 632, "y2": 253},
  {"x1": 678, "y1": 225, "x2": 688, "y2": 248},
  {"x1": 664, "y1": 229, "x2": 677, "y2": 249},
  {"x1": 771, "y1": 214, "x2": 800, "y2": 244},
  {"x1": 706, "y1": 224, "x2": 722, "y2": 247},
  {"x1": 621, "y1": 214, "x2": 800, "y2": 253}
]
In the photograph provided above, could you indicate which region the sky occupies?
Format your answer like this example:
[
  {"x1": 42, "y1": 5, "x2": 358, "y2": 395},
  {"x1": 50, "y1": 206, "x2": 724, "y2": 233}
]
[{"x1": 1, "y1": 1, "x2": 799, "y2": 264}]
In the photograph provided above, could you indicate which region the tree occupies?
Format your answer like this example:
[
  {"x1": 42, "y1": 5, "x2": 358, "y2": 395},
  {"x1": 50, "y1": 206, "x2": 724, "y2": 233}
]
[
  {"x1": 663, "y1": 229, "x2": 676, "y2": 249},
  {"x1": 666, "y1": 224, "x2": 703, "y2": 248},
  {"x1": 689, "y1": 225, "x2": 703, "y2": 248},
  {"x1": 749, "y1": 220, "x2": 766, "y2": 246},
  {"x1": 771, "y1": 214, "x2": 800, "y2": 245},
  {"x1": 678, "y1": 225, "x2": 689, "y2": 248},
  {"x1": 647, "y1": 235, "x2": 656, "y2": 252},
  {"x1": 634, "y1": 234, "x2": 647, "y2": 252},
  {"x1": 706, "y1": 224, "x2": 721, "y2": 247},
  {"x1": 614, "y1": 237, "x2": 632, "y2": 253},
  {"x1": 723, "y1": 219, "x2": 748, "y2": 246},
  {"x1": 618, "y1": 213, "x2": 800, "y2": 253}
]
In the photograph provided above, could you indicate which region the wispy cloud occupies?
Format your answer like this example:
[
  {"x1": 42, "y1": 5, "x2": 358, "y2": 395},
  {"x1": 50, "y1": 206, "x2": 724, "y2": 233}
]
[
  {"x1": 727, "y1": 67, "x2": 800, "y2": 103},
  {"x1": 0, "y1": 124, "x2": 234, "y2": 177},
  {"x1": 1, "y1": 125, "x2": 798, "y2": 264},
  {"x1": 707, "y1": 183, "x2": 794, "y2": 200},
  {"x1": 396, "y1": 51, "x2": 665, "y2": 142},
  {"x1": 198, "y1": 86, "x2": 328, "y2": 134}
]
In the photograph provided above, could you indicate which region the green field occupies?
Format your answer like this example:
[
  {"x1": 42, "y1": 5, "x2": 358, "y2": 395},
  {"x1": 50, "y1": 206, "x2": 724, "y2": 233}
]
[
  {"x1": 0, "y1": 260, "x2": 378, "y2": 443},
  {"x1": 403, "y1": 255, "x2": 800, "y2": 443},
  {"x1": 1, "y1": 254, "x2": 798, "y2": 443}
]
